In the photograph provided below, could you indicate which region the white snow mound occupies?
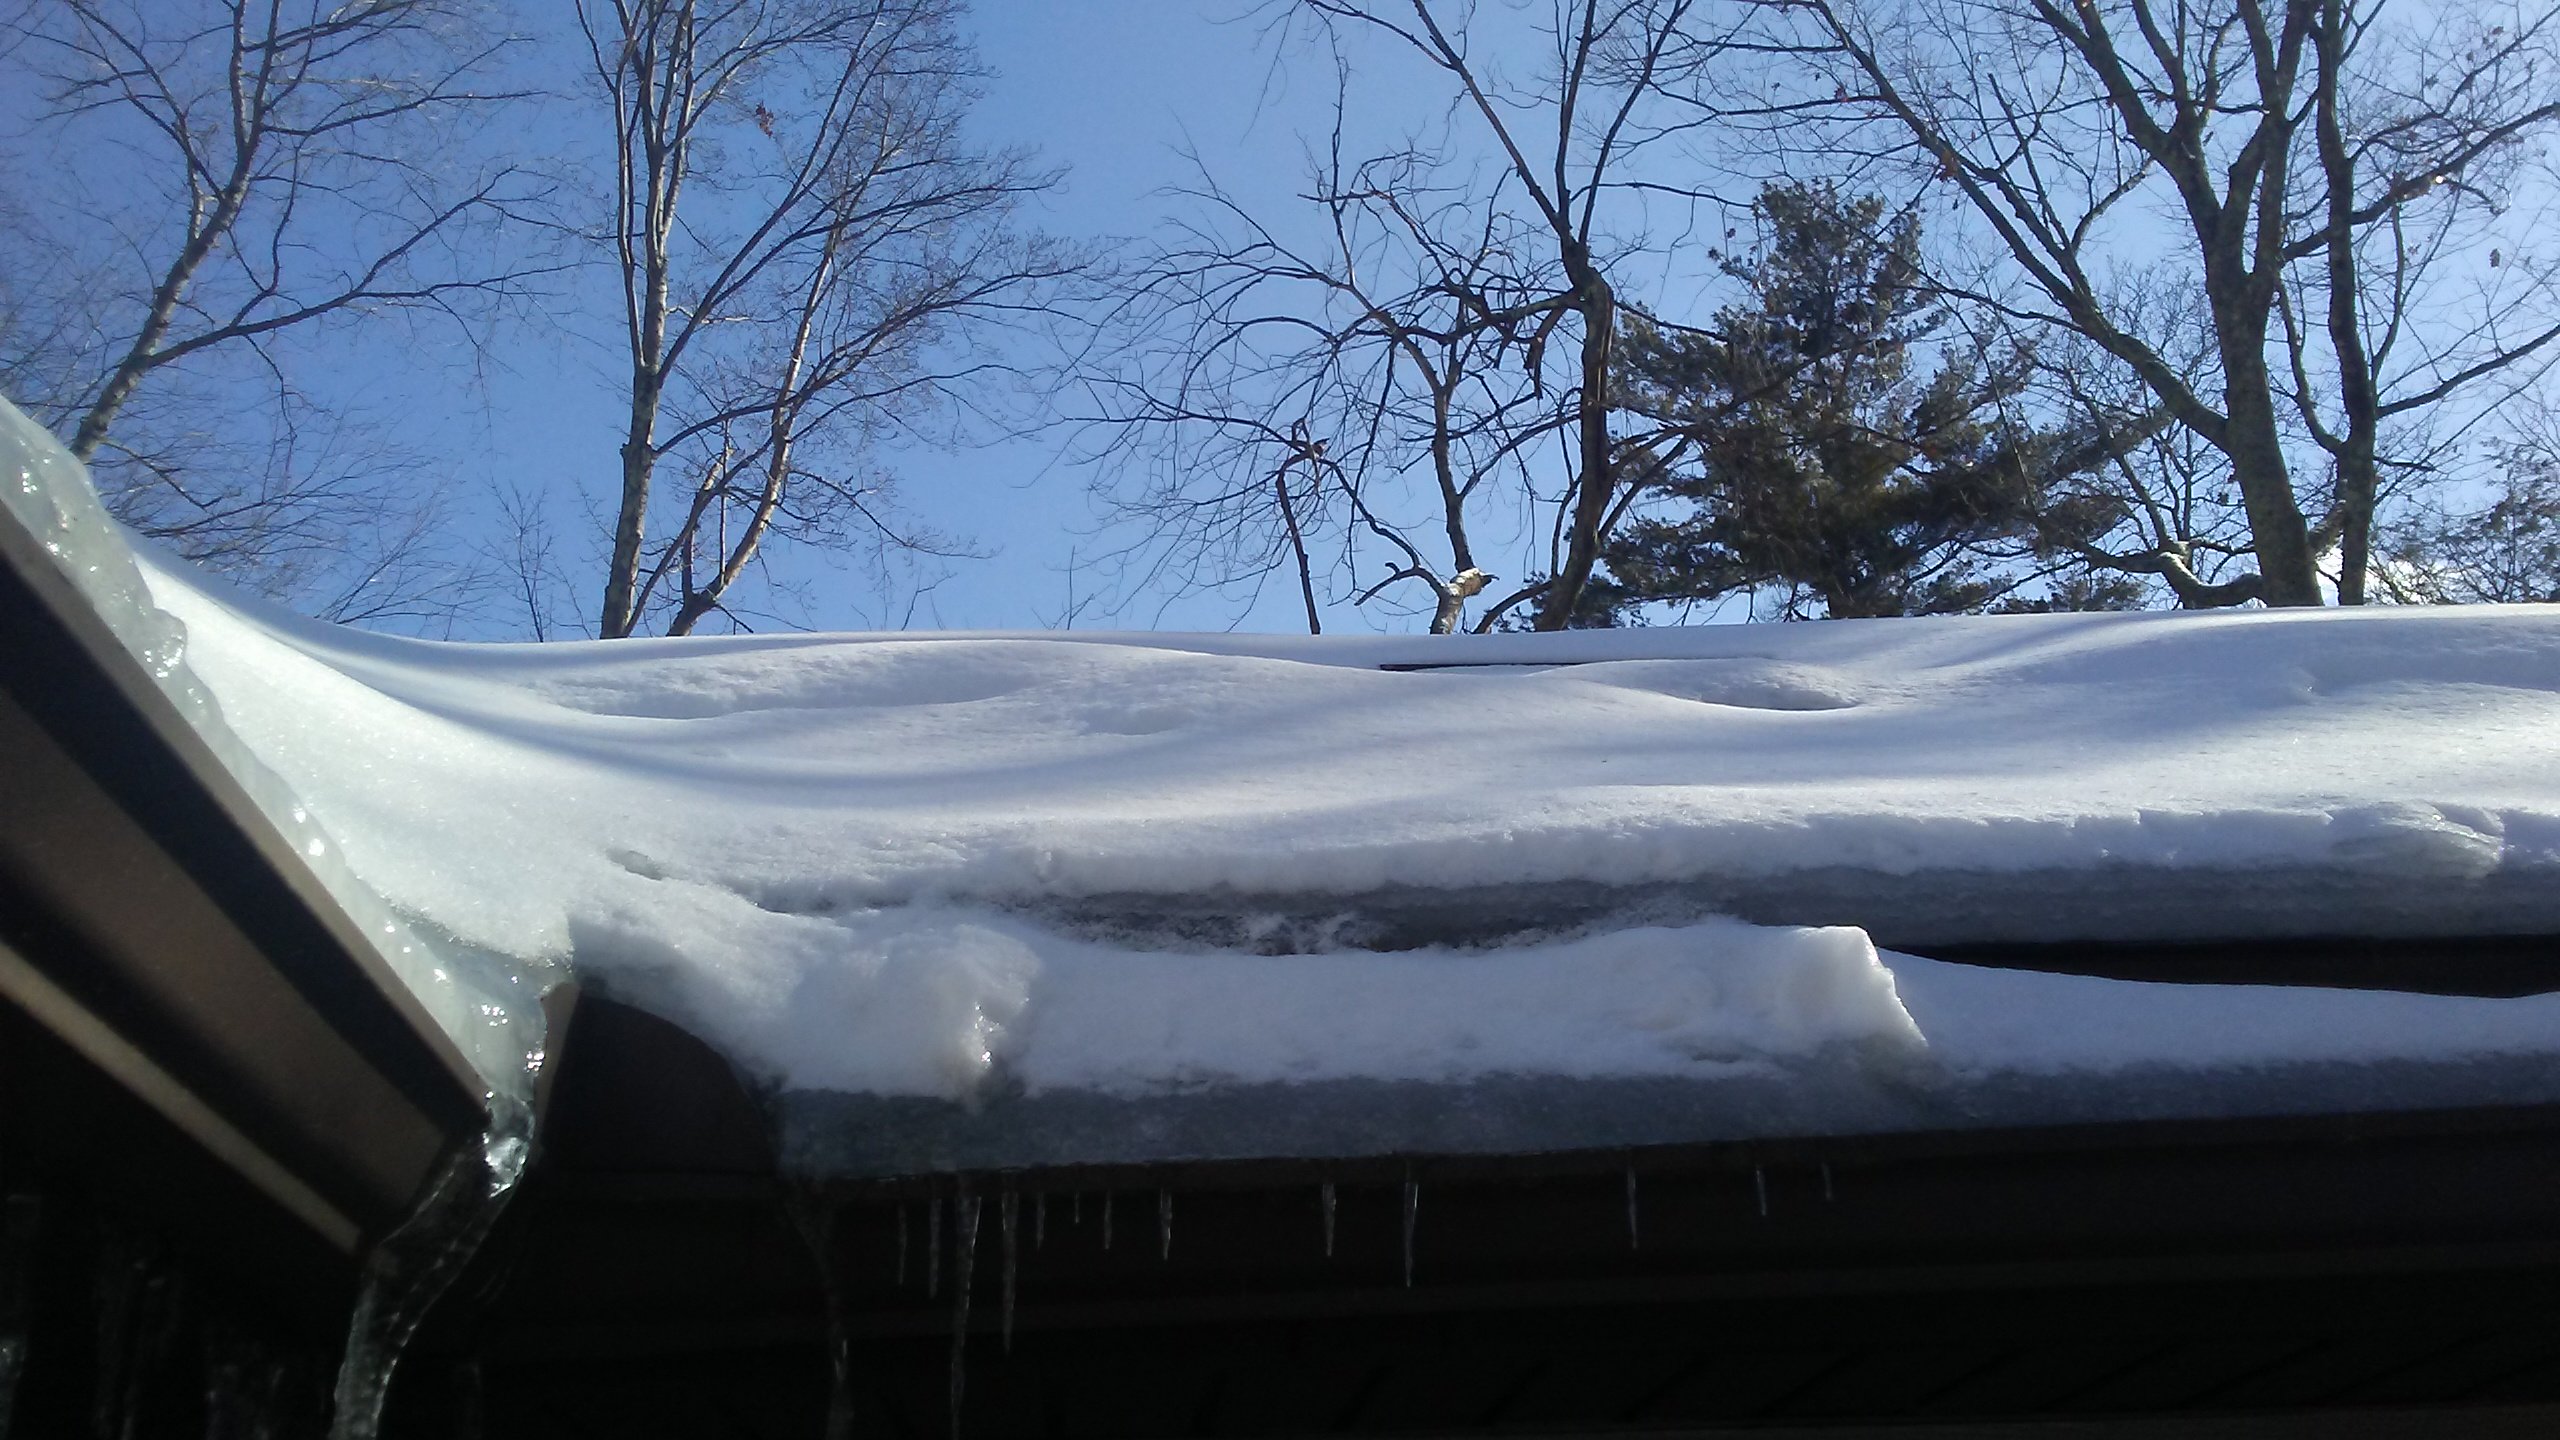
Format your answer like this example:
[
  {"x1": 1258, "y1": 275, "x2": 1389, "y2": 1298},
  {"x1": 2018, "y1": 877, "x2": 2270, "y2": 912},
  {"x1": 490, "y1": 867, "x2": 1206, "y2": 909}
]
[{"x1": 130, "y1": 548, "x2": 2560, "y2": 1100}]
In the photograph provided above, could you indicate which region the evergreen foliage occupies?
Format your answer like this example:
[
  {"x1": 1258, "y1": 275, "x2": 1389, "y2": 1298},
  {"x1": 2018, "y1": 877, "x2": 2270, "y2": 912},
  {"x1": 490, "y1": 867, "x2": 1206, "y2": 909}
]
[{"x1": 1588, "y1": 184, "x2": 2104, "y2": 622}]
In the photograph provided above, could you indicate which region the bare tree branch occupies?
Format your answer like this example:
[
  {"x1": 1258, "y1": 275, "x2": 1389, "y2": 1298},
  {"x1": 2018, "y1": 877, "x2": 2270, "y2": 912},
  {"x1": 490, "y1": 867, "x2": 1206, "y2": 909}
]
[
  {"x1": 1, "y1": 0, "x2": 553, "y2": 618},
  {"x1": 582, "y1": 0, "x2": 1072, "y2": 638},
  {"x1": 1776, "y1": 0, "x2": 2560, "y2": 605}
]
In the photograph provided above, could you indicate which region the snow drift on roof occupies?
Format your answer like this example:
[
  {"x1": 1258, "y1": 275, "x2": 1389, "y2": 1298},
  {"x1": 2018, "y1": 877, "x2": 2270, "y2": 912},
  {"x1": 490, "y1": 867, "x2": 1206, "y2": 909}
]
[{"x1": 121, "y1": 530, "x2": 2560, "y2": 1112}]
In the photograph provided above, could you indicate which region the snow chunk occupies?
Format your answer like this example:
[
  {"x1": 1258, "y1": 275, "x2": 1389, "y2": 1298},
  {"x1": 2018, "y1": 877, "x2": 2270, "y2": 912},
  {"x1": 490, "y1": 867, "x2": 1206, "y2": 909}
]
[
  {"x1": 567, "y1": 894, "x2": 1040, "y2": 1097},
  {"x1": 561, "y1": 899, "x2": 1912, "y2": 1101},
  {"x1": 1011, "y1": 916, "x2": 1916, "y2": 1096}
]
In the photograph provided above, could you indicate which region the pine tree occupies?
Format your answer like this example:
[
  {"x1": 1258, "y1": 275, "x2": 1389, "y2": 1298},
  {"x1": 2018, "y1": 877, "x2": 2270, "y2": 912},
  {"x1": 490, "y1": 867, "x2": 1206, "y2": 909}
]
[{"x1": 1591, "y1": 184, "x2": 2093, "y2": 622}]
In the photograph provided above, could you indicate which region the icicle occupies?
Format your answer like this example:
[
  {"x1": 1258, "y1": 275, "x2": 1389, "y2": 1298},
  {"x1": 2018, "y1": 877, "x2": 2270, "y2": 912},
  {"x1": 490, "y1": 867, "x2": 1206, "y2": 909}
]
[
  {"x1": 1401, "y1": 1172, "x2": 1419, "y2": 1288},
  {"x1": 1320, "y1": 1182, "x2": 1337, "y2": 1259},
  {"x1": 203, "y1": 1313, "x2": 297, "y2": 1440},
  {"x1": 783, "y1": 1191, "x2": 857, "y2": 1440},
  {"x1": 1072, "y1": 1191, "x2": 1083, "y2": 1227},
  {"x1": 92, "y1": 1229, "x2": 155, "y2": 1439},
  {"x1": 1000, "y1": 1189, "x2": 1019, "y2": 1356},
  {"x1": 1625, "y1": 1168, "x2": 1640, "y2": 1250},
  {"x1": 927, "y1": 1197, "x2": 943, "y2": 1300},
  {"x1": 948, "y1": 1192, "x2": 981, "y2": 1440},
  {"x1": 329, "y1": 1100, "x2": 531, "y2": 1440},
  {"x1": 1754, "y1": 1166, "x2": 1769, "y2": 1220},
  {"x1": 1821, "y1": 1163, "x2": 1835, "y2": 1202},
  {"x1": 1158, "y1": 1191, "x2": 1173, "y2": 1262},
  {"x1": 897, "y1": 1204, "x2": 911, "y2": 1286},
  {"x1": 1101, "y1": 1192, "x2": 1114, "y2": 1251},
  {"x1": 0, "y1": 1195, "x2": 35, "y2": 1439},
  {"x1": 1034, "y1": 1192, "x2": 1047, "y2": 1250}
]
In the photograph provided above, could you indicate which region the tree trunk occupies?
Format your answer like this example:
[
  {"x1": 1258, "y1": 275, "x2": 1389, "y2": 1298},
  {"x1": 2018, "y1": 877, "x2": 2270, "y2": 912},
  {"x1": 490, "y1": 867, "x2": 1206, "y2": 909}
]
[
  {"x1": 600, "y1": 378, "x2": 660, "y2": 639},
  {"x1": 1427, "y1": 377, "x2": 1476, "y2": 574},
  {"x1": 1276, "y1": 464, "x2": 1321, "y2": 635},
  {"x1": 2313, "y1": 0, "x2": 2378, "y2": 604},
  {"x1": 70, "y1": 175, "x2": 252, "y2": 462},
  {"x1": 2334, "y1": 450, "x2": 2375, "y2": 604},
  {"x1": 1536, "y1": 266, "x2": 1616, "y2": 629},
  {"x1": 2216, "y1": 316, "x2": 2324, "y2": 606}
]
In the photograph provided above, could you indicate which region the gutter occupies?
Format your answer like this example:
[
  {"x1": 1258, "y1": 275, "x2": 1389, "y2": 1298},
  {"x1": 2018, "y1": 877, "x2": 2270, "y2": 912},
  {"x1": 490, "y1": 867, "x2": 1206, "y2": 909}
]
[{"x1": 0, "y1": 495, "x2": 487, "y2": 1256}]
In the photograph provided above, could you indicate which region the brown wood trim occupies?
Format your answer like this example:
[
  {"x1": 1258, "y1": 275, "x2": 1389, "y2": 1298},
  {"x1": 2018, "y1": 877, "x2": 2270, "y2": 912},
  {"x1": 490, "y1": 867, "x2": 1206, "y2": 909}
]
[
  {"x1": 0, "y1": 499, "x2": 486, "y2": 1132},
  {"x1": 0, "y1": 936, "x2": 360, "y2": 1252},
  {"x1": 0, "y1": 496, "x2": 486, "y2": 1252}
]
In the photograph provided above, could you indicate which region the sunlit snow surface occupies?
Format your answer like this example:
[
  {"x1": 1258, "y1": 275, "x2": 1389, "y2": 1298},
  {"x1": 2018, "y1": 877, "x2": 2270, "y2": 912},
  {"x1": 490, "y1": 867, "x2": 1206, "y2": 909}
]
[
  {"x1": 11, "y1": 382, "x2": 2554, "y2": 1175},
  {"x1": 120, "y1": 532, "x2": 2560, "y2": 1153}
]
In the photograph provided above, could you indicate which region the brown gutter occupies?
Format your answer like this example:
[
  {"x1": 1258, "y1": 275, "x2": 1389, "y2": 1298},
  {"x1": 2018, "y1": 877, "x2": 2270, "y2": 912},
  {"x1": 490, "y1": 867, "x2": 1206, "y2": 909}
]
[{"x1": 0, "y1": 501, "x2": 487, "y2": 1254}]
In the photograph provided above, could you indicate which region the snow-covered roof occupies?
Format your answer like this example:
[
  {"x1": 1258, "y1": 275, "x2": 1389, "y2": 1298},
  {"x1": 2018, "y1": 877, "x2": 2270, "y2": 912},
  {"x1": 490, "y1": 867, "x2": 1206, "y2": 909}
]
[
  {"x1": 154, "y1": 561, "x2": 2560, "y2": 958},
  {"x1": 134, "y1": 526, "x2": 2560, "y2": 1160},
  {"x1": 11, "y1": 397, "x2": 2560, "y2": 1175}
]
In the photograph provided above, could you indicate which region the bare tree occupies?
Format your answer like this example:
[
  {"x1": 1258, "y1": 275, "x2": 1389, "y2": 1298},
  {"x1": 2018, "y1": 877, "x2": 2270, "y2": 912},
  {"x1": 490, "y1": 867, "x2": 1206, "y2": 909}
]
[
  {"x1": 2, "y1": 0, "x2": 550, "y2": 610},
  {"x1": 2382, "y1": 415, "x2": 2560, "y2": 603},
  {"x1": 1080, "y1": 118, "x2": 1570, "y2": 635},
  {"x1": 1785, "y1": 0, "x2": 2560, "y2": 605},
  {"x1": 1291, "y1": 0, "x2": 1708, "y2": 629},
  {"x1": 1082, "y1": 2, "x2": 1715, "y2": 633},
  {"x1": 2036, "y1": 364, "x2": 2265, "y2": 607},
  {"x1": 580, "y1": 0, "x2": 1068, "y2": 638}
]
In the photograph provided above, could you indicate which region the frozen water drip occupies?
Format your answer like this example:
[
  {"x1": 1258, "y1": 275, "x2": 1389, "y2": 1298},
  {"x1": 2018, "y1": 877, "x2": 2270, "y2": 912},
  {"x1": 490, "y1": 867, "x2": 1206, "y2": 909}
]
[
  {"x1": 451, "y1": 1358, "x2": 484, "y2": 1440},
  {"x1": 1402, "y1": 1172, "x2": 1419, "y2": 1288},
  {"x1": 1000, "y1": 1190, "x2": 1019, "y2": 1355},
  {"x1": 0, "y1": 1195, "x2": 32, "y2": 1440},
  {"x1": 1755, "y1": 1166, "x2": 1769, "y2": 1220},
  {"x1": 928, "y1": 1199, "x2": 943, "y2": 1300},
  {"x1": 201, "y1": 1312, "x2": 305, "y2": 1440},
  {"x1": 1158, "y1": 1191, "x2": 1173, "y2": 1262},
  {"x1": 1626, "y1": 1168, "x2": 1640, "y2": 1250},
  {"x1": 329, "y1": 1102, "x2": 530, "y2": 1440},
  {"x1": 783, "y1": 1191, "x2": 856, "y2": 1440},
  {"x1": 948, "y1": 1192, "x2": 981, "y2": 1440},
  {"x1": 1320, "y1": 1182, "x2": 1337, "y2": 1259},
  {"x1": 91, "y1": 1228, "x2": 183, "y2": 1439}
]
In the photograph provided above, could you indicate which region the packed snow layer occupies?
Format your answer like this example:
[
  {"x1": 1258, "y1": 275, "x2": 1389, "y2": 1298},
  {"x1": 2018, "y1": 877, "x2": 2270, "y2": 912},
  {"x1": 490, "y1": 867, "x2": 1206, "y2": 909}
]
[
  {"x1": 1886, "y1": 954, "x2": 2560, "y2": 1071},
  {"x1": 141, "y1": 558, "x2": 2560, "y2": 948},
  {"x1": 785, "y1": 956, "x2": 2560, "y2": 1175},
  {"x1": 120, "y1": 535, "x2": 2560, "y2": 1113},
  {"x1": 580, "y1": 902, "x2": 1917, "y2": 1097}
]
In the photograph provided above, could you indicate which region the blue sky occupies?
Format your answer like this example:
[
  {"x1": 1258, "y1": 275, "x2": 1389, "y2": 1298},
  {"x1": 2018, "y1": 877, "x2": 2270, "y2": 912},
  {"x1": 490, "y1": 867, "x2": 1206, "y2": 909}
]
[
  {"x1": 898, "y1": 3, "x2": 1345, "y2": 630},
  {"x1": 2, "y1": 1, "x2": 1767, "y2": 638},
  {"x1": 16, "y1": 1, "x2": 2546, "y2": 635},
  {"x1": 425, "y1": 1, "x2": 1729, "y2": 640},
  {"x1": 440, "y1": 3, "x2": 1414, "y2": 638}
]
